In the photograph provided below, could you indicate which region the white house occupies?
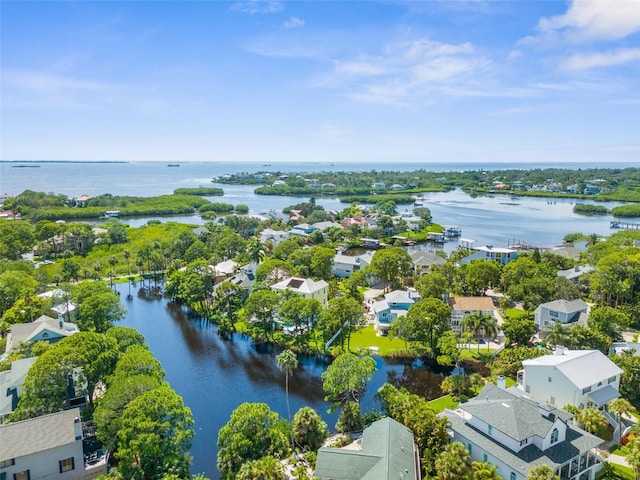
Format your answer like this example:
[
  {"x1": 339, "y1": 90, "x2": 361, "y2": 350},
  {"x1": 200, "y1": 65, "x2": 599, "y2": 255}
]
[
  {"x1": 0, "y1": 357, "x2": 37, "y2": 423},
  {"x1": 442, "y1": 382, "x2": 604, "y2": 480},
  {"x1": 534, "y1": 299, "x2": 589, "y2": 330},
  {"x1": 270, "y1": 277, "x2": 329, "y2": 305},
  {"x1": 410, "y1": 250, "x2": 445, "y2": 275},
  {"x1": 516, "y1": 348, "x2": 623, "y2": 416},
  {"x1": 331, "y1": 252, "x2": 373, "y2": 278},
  {"x1": 447, "y1": 296, "x2": 498, "y2": 334},
  {"x1": 259, "y1": 228, "x2": 290, "y2": 246},
  {"x1": 0, "y1": 408, "x2": 107, "y2": 479},
  {"x1": 460, "y1": 246, "x2": 518, "y2": 265},
  {"x1": 370, "y1": 290, "x2": 419, "y2": 334}
]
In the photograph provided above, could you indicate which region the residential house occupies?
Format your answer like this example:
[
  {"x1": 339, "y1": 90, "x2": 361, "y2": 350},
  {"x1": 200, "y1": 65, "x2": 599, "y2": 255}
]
[
  {"x1": 441, "y1": 382, "x2": 604, "y2": 480},
  {"x1": 557, "y1": 265, "x2": 595, "y2": 283},
  {"x1": 331, "y1": 251, "x2": 373, "y2": 278},
  {"x1": 312, "y1": 221, "x2": 342, "y2": 232},
  {"x1": 371, "y1": 182, "x2": 386, "y2": 190},
  {"x1": 410, "y1": 250, "x2": 445, "y2": 275},
  {"x1": 397, "y1": 212, "x2": 423, "y2": 231},
  {"x1": 389, "y1": 183, "x2": 405, "y2": 191},
  {"x1": 289, "y1": 223, "x2": 317, "y2": 237},
  {"x1": 0, "y1": 357, "x2": 37, "y2": 423},
  {"x1": 270, "y1": 277, "x2": 329, "y2": 305},
  {"x1": 370, "y1": 290, "x2": 418, "y2": 334},
  {"x1": 534, "y1": 299, "x2": 589, "y2": 331},
  {"x1": 609, "y1": 342, "x2": 640, "y2": 357},
  {"x1": 214, "y1": 263, "x2": 256, "y2": 301},
  {"x1": 0, "y1": 408, "x2": 107, "y2": 479},
  {"x1": 447, "y1": 296, "x2": 498, "y2": 334},
  {"x1": 516, "y1": 348, "x2": 623, "y2": 417},
  {"x1": 460, "y1": 246, "x2": 518, "y2": 266},
  {"x1": 4, "y1": 315, "x2": 79, "y2": 355},
  {"x1": 259, "y1": 228, "x2": 290, "y2": 246},
  {"x1": 314, "y1": 417, "x2": 421, "y2": 480}
]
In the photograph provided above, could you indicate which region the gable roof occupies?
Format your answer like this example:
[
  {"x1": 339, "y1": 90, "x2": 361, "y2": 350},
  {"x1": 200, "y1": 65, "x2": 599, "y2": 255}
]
[
  {"x1": 315, "y1": 417, "x2": 418, "y2": 480},
  {"x1": 271, "y1": 277, "x2": 329, "y2": 294},
  {"x1": 6, "y1": 316, "x2": 76, "y2": 352},
  {"x1": 522, "y1": 349, "x2": 623, "y2": 389},
  {"x1": 0, "y1": 357, "x2": 37, "y2": 418},
  {"x1": 334, "y1": 254, "x2": 360, "y2": 266},
  {"x1": 384, "y1": 290, "x2": 415, "y2": 305},
  {"x1": 448, "y1": 296, "x2": 496, "y2": 312},
  {"x1": 410, "y1": 250, "x2": 445, "y2": 267},
  {"x1": 538, "y1": 299, "x2": 588, "y2": 314},
  {"x1": 0, "y1": 408, "x2": 82, "y2": 462}
]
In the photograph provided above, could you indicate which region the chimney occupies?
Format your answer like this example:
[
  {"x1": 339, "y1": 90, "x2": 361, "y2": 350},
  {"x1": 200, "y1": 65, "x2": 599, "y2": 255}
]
[
  {"x1": 497, "y1": 375, "x2": 507, "y2": 389},
  {"x1": 554, "y1": 345, "x2": 566, "y2": 356}
]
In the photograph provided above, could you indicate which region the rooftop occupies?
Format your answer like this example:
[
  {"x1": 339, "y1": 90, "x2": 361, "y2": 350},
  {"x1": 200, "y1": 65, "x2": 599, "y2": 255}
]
[{"x1": 448, "y1": 296, "x2": 496, "y2": 312}]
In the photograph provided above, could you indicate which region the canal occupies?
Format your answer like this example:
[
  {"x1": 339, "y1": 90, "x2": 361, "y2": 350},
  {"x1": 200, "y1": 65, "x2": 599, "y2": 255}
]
[{"x1": 116, "y1": 283, "x2": 451, "y2": 479}]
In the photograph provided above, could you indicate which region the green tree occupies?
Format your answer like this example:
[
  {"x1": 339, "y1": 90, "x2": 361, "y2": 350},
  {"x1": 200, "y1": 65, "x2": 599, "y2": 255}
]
[
  {"x1": 0, "y1": 269, "x2": 38, "y2": 316},
  {"x1": 437, "y1": 330, "x2": 462, "y2": 367},
  {"x1": 627, "y1": 439, "x2": 640, "y2": 480},
  {"x1": 318, "y1": 296, "x2": 364, "y2": 350},
  {"x1": 465, "y1": 260, "x2": 501, "y2": 296},
  {"x1": 237, "y1": 456, "x2": 285, "y2": 480},
  {"x1": 612, "y1": 351, "x2": 640, "y2": 403},
  {"x1": 472, "y1": 460, "x2": 502, "y2": 480},
  {"x1": 403, "y1": 297, "x2": 452, "y2": 355},
  {"x1": 109, "y1": 344, "x2": 165, "y2": 386},
  {"x1": 441, "y1": 374, "x2": 469, "y2": 399},
  {"x1": 72, "y1": 281, "x2": 126, "y2": 332},
  {"x1": 0, "y1": 220, "x2": 35, "y2": 260},
  {"x1": 217, "y1": 402, "x2": 289, "y2": 480},
  {"x1": 336, "y1": 400, "x2": 364, "y2": 433},
  {"x1": 276, "y1": 349, "x2": 298, "y2": 448},
  {"x1": 322, "y1": 353, "x2": 376, "y2": 420},
  {"x1": 368, "y1": 247, "x2": 412, "y2": 292},
  {"x1": 310, "y1": 246, "x2": 335, "y2": 280},
  {"x1": 526, "y1": 464, "x2": 559, "y2": 480},
  {"x1": 106, "y1": 326, "x2": 146, "y2": 352},
  {"x1": 588, "y1": 305, "x2": 630, "y2": 341},
  {"x1": 609, "y1": 397, "x2": 633, "y2": 445},
  {"x1": 293, "y1": 407, "x2": 328, "y2": 451},
  {"x1": 500, "y1": 315, "x2": 536, "y2": 347},
  {"x1": 576, "y1": 407, "x2": 607, "y2": 434},
  {"x1": 415, "y1": 271, "x2": 449, "y2": 300},
  {"x1": 116, "y1": 385, "x2": 194, "y2": 480},
  {"x1": 256, "y1": 258, "x2": 292, "y2": 284},
  {"x1": 244, "y1": 289, "x2": 280, "y2": 341},
  {"x1": 463, "y1": 312, "x2": 498, "y2": 352},
  {"x1": 435, "y1": 441, "x2": 471, "y2": 480},
  {"x1": 213, "y1": 281, "x2": 243, "y2": 336},
  {"x1": 543, "y1": 321, "x2": 569, "y2": 347}
]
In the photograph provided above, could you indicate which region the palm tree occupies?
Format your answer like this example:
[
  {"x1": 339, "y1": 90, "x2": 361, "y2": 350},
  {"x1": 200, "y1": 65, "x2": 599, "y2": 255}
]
[
  {"x1": 472, "y1": 460, "x2": 502, "y2": 480},
  {"x1": 463, "y1": 312, "x2": 498, "y2": 352},
  {"x1": 627, "y1": 438, "x2": 640, "y2": 480},
  {"x1": 609, "y1": 397, "x2": 634, "y2": 445},
  {"x1": 526, "y1": 464, "x2": 559, "y2": 480},
  {"x1": 543, "y1": 321, "x2": 568, "y2": 347},
  {"x1": 435, "y1": 441, "x2": 471, "y2": 480},
  {"x1": 247, "y1": 238, "x2": 265, "y2": 265},
  {"x1": 577, "y1": 407, "x2": 607, "y2": 435},
  {"x1": 276, "y1": 349, "x2": 298, "y2": 449}
]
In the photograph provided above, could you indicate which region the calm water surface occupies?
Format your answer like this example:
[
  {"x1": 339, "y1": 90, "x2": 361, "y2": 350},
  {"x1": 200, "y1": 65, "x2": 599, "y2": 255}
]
[{"x1": 116, "y1": 283, "x2": 449, "y2": 479}]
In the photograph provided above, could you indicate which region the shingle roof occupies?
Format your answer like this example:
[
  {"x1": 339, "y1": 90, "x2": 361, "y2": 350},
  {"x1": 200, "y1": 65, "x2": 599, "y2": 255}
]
[
  {"x1": 0, "y1": 408, "x2": 81, "y2": 461},
  {"x1": 7, "y1": 316, "x2": 74, "y2": 350},
  {"x1": 271, "y1": 277, "x2": 329, "y2": 294},
  {"x1": 539, "y1": 299, "x2": 588, "y2": 314},
  {"x1": 448, "y1": 296, "x2": 496, "y2": 311},
  {"x1": 522, "y1": 350, "x2": 623, "y2": 389},
  {"x1": 410, "y1": 250, "x2": 445, "y2": 266},
  {"x1": 315, "y1": 417, "x2": 418, "y2": 480},
  {"x1": 384, "y1": 290, "x2": 414, "y2": 304}
]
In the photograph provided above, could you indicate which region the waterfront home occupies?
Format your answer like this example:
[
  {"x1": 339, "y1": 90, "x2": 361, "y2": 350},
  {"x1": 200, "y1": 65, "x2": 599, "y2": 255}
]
[
  {"x1": 410, "y1": 250, "x2": 445, "y2": 275},
  {"x1": 0, "y1": 408, "x2": 107, "y2": 479},
  {"x1": 371, "y1": 182, "x2": 386, "y2": 190},
  {"x1": 0, "y1": 357, "x2": 37, "y2": 423},
  {"x1": 370, "y1": 289, "x2": 419, "y2": 334},
  {"x1": 270, "y1": 277, "x2": 329, "y2": 305},
  {"x1": 259, "y1": 228, "x2": 290, "y2": 246},
  {"x1": 534, "y1": 299, "x2": 589, "y2": 331},
  {"x1": 397, "y1": 211, "x2": 423, "y2": 231},
  {"x1": 609, "y1": 342, "x2": 640, "y2": 357},
  {"x1": 214, "y1": 263, "x2": 256, "y2": 301},
  {"x1": 312, "y1": 221, "x2": 342, "y2": 232},
  {"x1": 516, "y1": 347, "x2": 623, "y2": 417},
  {"x1": 289, "y1": 223, "x2": 317, "y2": 237},
  {"x1": 447, "y1": 296, "x2": 498, "y2": 334},
  {"x1": 314, "y1": 417, "x2": 421, "y2": 480},
  {"x1": 460, "y1": 245, "x2": 518, "y2": 266},
  {"x1": 4, "y1": 315, "x2": 79, "y2": 355},
  {"x1": 389, "y1": 183, "x2": 405, "y2": 190},
  {"x1": 441, "y1": 382, "x2": 604, "y2": 480},
  {"x1": 73, "y1": 194, "x2": 90, "y2": 207}
]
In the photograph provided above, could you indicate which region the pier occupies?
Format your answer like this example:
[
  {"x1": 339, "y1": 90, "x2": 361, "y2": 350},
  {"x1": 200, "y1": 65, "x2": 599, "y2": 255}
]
[{"x1": 610, "y1": 220, "x2": 640, "y2": 230}]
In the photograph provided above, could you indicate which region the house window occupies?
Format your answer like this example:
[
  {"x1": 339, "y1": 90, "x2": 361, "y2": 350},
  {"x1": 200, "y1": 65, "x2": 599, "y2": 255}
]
[
  {"x1": 608, "y1": 376, "x2": 617, "y2": 384},
  {"x1": 13, "y1": 471, "x2": 30, "y2": 480},
  {"x1": 582, "y1": 386, "x2": 592, "y2": 394},
  {"x1": 551, "y1": 428, "x2": 559, "y2": 444},
  {"x1": 483, "y1": 453, "x2": 488, "y2": 462},
  {"x1": 520, "y1": 438, "x2": 529, "y2": 446},
  {"x1": 549, "y1": 310, "x2": 559, "y2": 318},
  {"x1": 1, "y1": 472, "x2": 6, "y2": 480},
  {"x1": 548, "y1": 376, "x2": 552, "y2": 382},
  {"x1": 468, "y1": 443, "x2": 472, "y2": 454},
  {"x1": 0, "y1": 459, "x2": 15, "y2": 468},
  {"x1": 488, "y1": 425, "x2": 493, "y2": 435},
  {"x1": 510, "y1": 473, "x2": 516, "y2": 480},
  {"x1": 59, "y1": 457, "x2": 75, "y2": 473}
]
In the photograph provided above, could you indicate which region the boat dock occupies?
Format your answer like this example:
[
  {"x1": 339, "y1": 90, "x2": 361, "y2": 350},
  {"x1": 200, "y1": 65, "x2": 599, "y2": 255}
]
[{"x1": 610, "y1": 220, "x2": 640, "y2": 230}]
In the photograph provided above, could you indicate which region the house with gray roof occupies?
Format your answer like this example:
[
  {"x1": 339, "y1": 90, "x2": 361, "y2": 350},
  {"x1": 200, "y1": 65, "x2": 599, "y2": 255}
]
[
  {"x1": 331, "y1": 251, "x2": 373, "y2": 278},
  {"x1": 4, "y1": 315, "x2": 79, "y2": 355},
  {"x1": 441, "y1": 383, "x2": 604, "y2": 480},
  {"x1": 534, "y1": 299, "x2": 589, "y2": 331},
  {"x1": 314, "y1": 417, "x2": 421, "y2": 480},
  {"x1": 557, "y1": 265, "x2": 595, "y2": 283},
  {"x1": 409, "y1": 250, "x2": 445, "y2": 275},
  {"x1": 516, "y1": 348, "x2": 623, "y2": 419},
  {"x1": 270, "y1": 277, "x2": 329, "y2": 305},
  {"x1": 370, "y1": 290, "x2": 419, "y2": 334},
  {"x1": 0, "y1": 407, "x2": 107, "y2": 479}
]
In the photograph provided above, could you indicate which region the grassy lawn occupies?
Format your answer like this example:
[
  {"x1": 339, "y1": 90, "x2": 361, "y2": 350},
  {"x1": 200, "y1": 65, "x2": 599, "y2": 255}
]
[
  {"x1": 597, "y1": 463, "x2": 636, "y2": 480},
  {"x1": 505, "y1": 308, "x2": 529, "y2": 319},
  {"x1": 348, "y1": 325, "x2": 408, "y2": 356},
  {"x1": 428, "y1": 395, "x2": 458, "y2": 413}
]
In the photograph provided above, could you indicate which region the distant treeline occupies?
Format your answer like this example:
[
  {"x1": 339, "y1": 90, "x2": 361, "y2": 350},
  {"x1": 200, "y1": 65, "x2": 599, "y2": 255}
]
[
  {"x1": 574, "y1": 203, "x2": 640, "y2": 218},
  {"x1": 173, "y1": 187, "x2": 224, "y2": 196}
]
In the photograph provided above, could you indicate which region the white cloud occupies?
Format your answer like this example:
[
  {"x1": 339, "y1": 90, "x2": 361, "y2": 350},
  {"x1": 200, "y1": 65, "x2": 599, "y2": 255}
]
[
  {"x1": 532, "y1": 0, "x2": 640, "y2": 42},
  {"x1": 3, "y1": 70, "x2": 115, "y2": 93},
  {"x1": 284, "y1": 17, "x2": 305, "y2": 29},
  {"x1": 562, "y1": 47, "x2": 640, "y2": 70},
  {"x1": 230, "y1": 1, "x2": 282, "y2": 14}
]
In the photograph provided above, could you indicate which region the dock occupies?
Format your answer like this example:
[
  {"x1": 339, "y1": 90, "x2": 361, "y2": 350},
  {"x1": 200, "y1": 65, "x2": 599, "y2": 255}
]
[{"x1": 610, "y1": 220, "x2": 640, "y2": 230}]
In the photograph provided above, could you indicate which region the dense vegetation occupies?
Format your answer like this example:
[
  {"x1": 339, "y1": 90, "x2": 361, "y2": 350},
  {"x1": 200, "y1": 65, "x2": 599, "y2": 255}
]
[{"x1": 173, "y1": 187, "x2": 224, "y2": 196}]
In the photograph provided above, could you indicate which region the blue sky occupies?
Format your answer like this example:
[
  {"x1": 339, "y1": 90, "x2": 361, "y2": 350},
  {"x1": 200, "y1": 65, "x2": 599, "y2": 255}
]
[{"x1": 1, "y1": 0, "x2": 639, "y2": 163}]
